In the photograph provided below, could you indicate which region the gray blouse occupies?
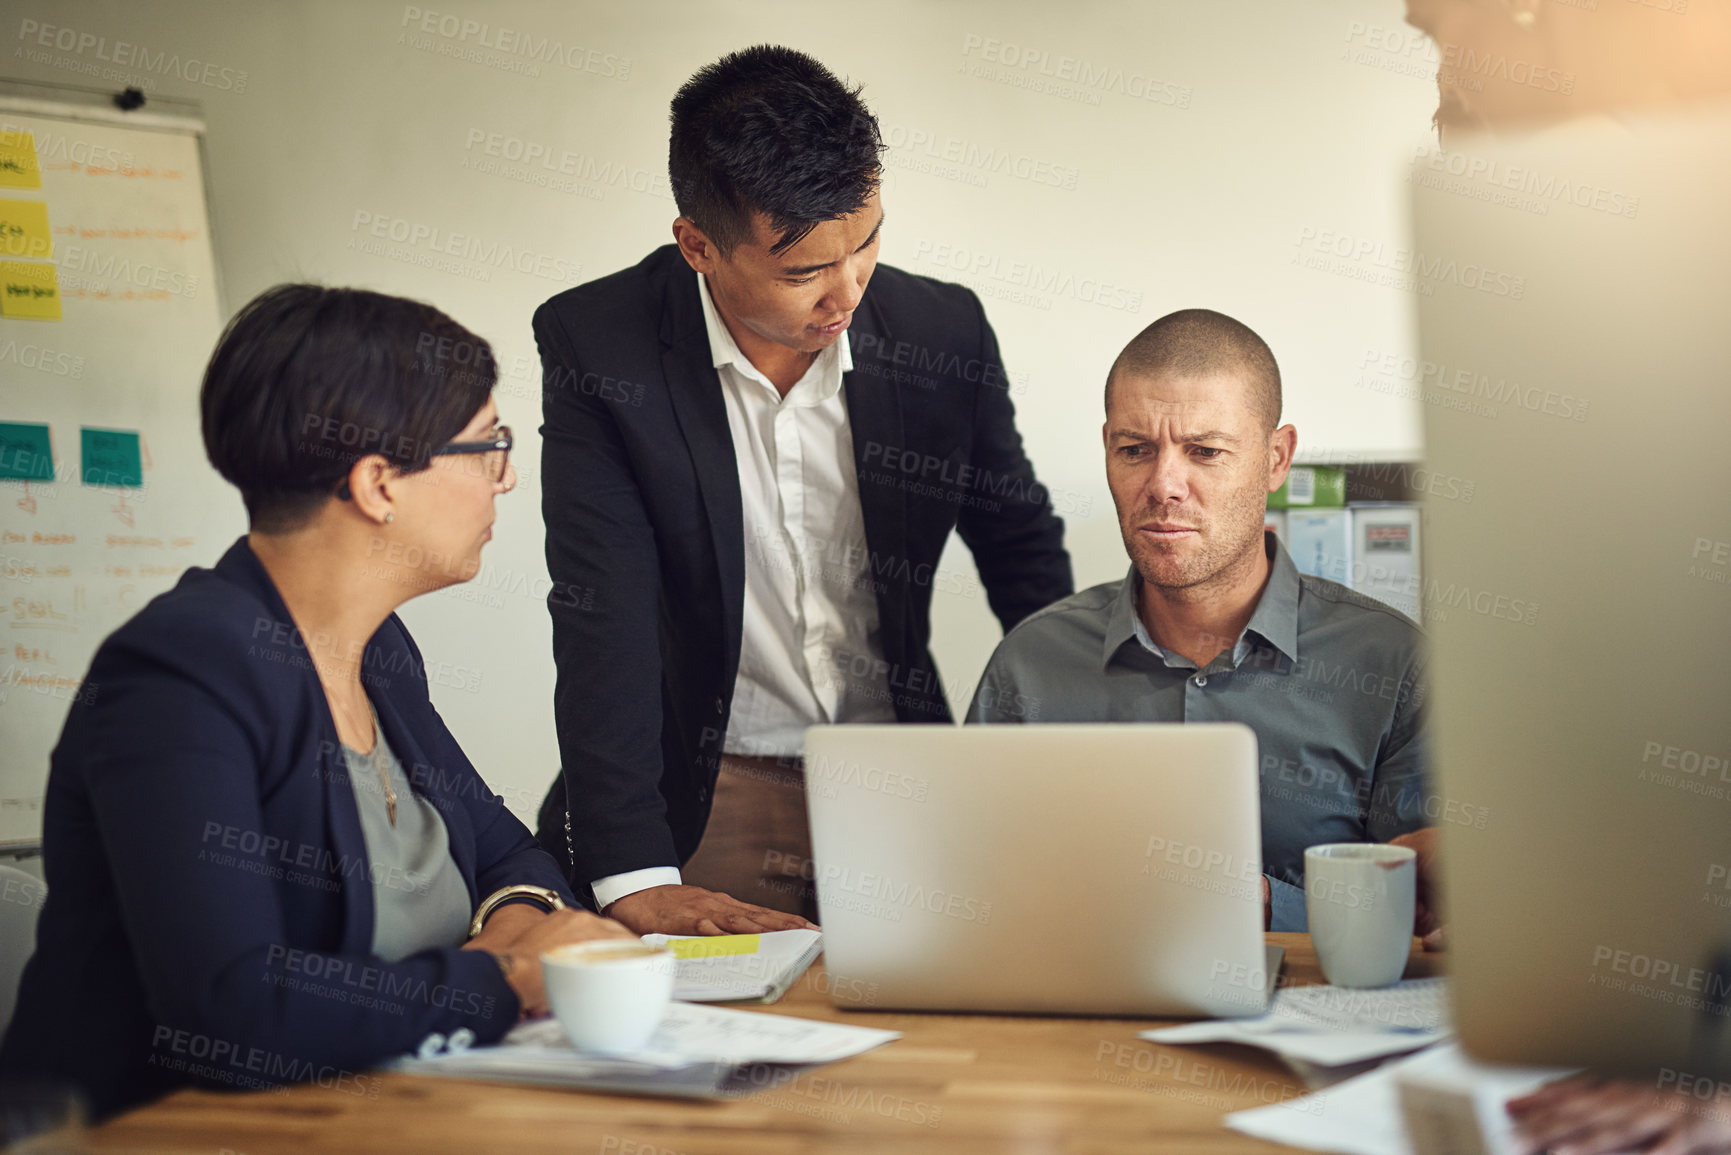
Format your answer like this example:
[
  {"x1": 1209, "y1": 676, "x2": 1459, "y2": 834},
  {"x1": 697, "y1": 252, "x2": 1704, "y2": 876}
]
[{"x1": 343, "y1": 707, "x2": 473, "y2": 962}]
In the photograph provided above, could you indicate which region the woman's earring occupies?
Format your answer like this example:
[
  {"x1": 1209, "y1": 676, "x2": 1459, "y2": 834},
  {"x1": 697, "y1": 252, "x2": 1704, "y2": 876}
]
[{"x1": 383, "y1": 513, "x2": 394, "y2": 524}]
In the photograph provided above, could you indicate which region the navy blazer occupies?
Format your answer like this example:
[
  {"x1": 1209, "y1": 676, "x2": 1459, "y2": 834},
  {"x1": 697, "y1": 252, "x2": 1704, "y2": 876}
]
[
  {"x1": 531, "y1": 245, "x2": 1075, "y2": 886},
  {"x1": 0, "y1": 538, "x2": 574, "y2": 1119}
]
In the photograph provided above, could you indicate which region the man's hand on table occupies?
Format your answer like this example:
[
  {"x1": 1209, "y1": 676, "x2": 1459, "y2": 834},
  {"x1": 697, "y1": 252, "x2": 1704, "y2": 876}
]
[
  {"x1": 1388, "y1": 828, "x2": 1446, "y2": 951},
  {"x1": 604, "y1": 884, "x2": 818, "y2": 936},
  {"x1": 1508, "y1": 1075, "x2": 1731, "y2": 1155}
]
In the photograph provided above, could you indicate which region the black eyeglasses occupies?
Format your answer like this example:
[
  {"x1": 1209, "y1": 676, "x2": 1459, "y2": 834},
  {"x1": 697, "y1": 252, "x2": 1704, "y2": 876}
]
[
  {"x1": 334, "y1": 425, "x2": 514, "y2": 500},
  {"x1": 430, "y1": 425, "x2": 513, "y2": 485}
]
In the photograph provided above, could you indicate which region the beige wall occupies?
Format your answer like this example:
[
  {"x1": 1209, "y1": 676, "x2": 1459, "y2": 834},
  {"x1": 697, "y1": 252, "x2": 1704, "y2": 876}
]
[{"x1": 6, "y1": 0, "x2": 1436, "y2": 821}]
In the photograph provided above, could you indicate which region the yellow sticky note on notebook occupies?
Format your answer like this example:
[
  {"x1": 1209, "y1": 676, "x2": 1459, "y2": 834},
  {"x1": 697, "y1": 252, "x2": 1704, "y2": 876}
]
[
  {"x1": 668, "y1": 934, "x2": 761, "y2": 959},
  {"x1": 0, "y1": 200, "x2": 51, "y2": 259},
  {"x1": 0, "y1": 261, "x2": 62, "y2": 320},
  {"x1": 0, "y1": 131, "x2": 41, "y2": 189}
]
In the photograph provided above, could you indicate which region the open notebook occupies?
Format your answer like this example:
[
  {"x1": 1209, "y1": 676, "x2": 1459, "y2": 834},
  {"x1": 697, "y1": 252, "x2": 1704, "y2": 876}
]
[{"x1": 640, "y1": 929, "x2": 823, "y2": 1004}]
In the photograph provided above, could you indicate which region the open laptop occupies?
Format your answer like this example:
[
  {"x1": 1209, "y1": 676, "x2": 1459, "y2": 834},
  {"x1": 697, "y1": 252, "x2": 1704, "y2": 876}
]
[{"x1": 802, "y1": 723, "x2": 1274, "y2": 1018}]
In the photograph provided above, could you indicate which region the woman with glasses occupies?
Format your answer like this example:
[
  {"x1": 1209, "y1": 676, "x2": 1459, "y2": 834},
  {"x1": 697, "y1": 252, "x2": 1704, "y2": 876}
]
[{"x1": 0, "y1": 285, "x2": 633, "y2": 1119}]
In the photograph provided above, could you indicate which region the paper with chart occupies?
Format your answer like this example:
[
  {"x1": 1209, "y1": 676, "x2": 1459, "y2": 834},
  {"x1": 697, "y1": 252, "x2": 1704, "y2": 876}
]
[
  {"x1": 1223, "y1": 1042, "x2": 1573, "y2": 1155},
  {"x1": 1143, "y1": 978, "x2": 1451, "y2": 1068},
  {"x1": 0, "y1": 98, "x2": 239, "y2": 846},
  {"x1": 390, "y1": 1000, "x2": 900, "y2": 1093}
]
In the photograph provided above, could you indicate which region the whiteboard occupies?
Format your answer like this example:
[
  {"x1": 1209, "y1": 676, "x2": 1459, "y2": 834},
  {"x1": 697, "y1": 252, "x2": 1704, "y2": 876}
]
[{"x1": 0, "y1": 86, "x2": 237, "y2": 846}]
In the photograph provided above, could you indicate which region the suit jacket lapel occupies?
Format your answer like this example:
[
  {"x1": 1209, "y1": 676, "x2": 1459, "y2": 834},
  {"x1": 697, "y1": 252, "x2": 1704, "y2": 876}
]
[
  {"x1": 221, "y1": 540, "x2": 377, "y2": 953},
  {"x1": 659, "y1": 267, "x2": 745, "y2": 683},
  {"x1": 844, "y1": 293, "x2": 908, "y2": 648}
]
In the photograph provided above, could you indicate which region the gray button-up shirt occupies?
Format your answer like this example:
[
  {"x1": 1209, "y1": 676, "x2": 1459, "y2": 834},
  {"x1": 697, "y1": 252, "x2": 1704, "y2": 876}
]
[{"x1": 967, "y1": 532, "x2": 1429, "y2": 931}]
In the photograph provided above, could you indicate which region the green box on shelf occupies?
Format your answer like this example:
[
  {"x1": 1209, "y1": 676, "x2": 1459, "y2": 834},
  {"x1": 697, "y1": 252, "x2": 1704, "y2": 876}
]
[{"x1": 1267, "y1": 466, "x2": 1346, "y2": 510}]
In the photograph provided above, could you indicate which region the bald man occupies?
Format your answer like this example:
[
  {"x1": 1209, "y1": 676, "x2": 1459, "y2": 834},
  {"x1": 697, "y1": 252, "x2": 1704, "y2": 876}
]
[{"x1": 968, "y1": 309, "x2": 1438, "y2": 934}]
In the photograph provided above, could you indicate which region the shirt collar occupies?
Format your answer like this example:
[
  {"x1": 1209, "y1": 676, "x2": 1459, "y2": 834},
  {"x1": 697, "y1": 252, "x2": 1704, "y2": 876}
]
[
  {"x1": 1102, "y1": 565, "x2": 1146, "y2": 670},
  {"x1": 696, "y1": 270, "x2": 851, "y2": 401},
  {"x1": 1102, "y1": 530, "x2": 1302, "y2": 670},
  {"x1": 1248, "y1": 534, "x2": 1302, "y2": 663}
]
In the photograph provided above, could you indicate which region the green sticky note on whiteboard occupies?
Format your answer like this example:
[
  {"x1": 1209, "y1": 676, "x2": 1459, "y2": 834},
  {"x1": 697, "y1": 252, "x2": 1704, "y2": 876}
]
[
  {"x1": 0, "y1": 421, "x2": 54, "y2": 481},
  {"x1": 81, "y1": 427, "x2": 142, "y2": 487}
]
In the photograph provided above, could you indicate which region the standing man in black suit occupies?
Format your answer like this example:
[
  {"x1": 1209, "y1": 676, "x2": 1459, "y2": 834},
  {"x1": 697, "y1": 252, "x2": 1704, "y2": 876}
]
[{"x1": 533, "y1": 45, "x2": 1073, "y2": 935}]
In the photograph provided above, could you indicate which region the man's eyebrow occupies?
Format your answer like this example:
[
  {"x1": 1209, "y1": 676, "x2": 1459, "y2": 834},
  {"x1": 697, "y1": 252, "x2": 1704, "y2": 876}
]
[
  {"x1": 780, "y1": 211, "x2": 885, "y2": 277},
  {"x1": 1107, "y1": 428, "x2": 1241, "y2": 444}
]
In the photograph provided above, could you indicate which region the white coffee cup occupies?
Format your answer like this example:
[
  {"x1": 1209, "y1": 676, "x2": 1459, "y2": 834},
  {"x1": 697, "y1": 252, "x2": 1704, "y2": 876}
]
[
  {"x1": 1303, "y1": 843, "x2": 1416, "y2": 989},
  {"x1": 540, "y1": 940, "x2": 675, "y2": 1054}
]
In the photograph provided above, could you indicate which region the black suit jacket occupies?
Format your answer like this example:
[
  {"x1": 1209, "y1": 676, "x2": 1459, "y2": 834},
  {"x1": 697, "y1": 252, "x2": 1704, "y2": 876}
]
[
  {"x1": 532, "y1": 245, "x2": 1072, "y2": 886},
  {"x1": 0, "y1": 538, "x2": 572, "y2": 1119}
]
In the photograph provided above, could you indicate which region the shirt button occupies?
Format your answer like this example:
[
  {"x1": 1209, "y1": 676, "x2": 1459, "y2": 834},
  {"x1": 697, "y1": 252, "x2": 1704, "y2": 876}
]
[
  {"x1": 697, "y1": 786, "x2": 710, "y2": 803},
  {"x1": 1193, "y1": 674, "x2": 1208, "y2": 687},
  {"x1": 714, "y1": 698, "x2": 724, "y2": 714}
]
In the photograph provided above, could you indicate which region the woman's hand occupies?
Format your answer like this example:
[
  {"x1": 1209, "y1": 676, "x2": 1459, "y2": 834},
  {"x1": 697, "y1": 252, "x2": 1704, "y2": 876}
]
[
  {"x1": 461, "y1": 906, "x2": 636, "y2": 1018},
  {"x1": 462, "y1": 902, "x2": 547, "y2": 954}
]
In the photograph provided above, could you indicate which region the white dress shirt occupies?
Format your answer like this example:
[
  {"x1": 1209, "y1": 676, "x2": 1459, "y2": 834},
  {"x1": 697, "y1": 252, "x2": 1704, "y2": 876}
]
[{"x1": 589, "y1": 272, "x2": 894, "y2": 910}]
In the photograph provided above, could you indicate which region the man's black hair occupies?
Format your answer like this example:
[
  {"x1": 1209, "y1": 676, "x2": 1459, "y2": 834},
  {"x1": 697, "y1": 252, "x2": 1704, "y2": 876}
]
[
  {"x1": 200, "y1": 284, "x2": 496, "y2": 533},
  {"x1": 669, "y1": 45, "x2": 884, "y2": 256}
]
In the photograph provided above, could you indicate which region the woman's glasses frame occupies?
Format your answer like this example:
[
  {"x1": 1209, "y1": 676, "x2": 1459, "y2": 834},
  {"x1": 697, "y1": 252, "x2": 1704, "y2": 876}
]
[
  {"x1": 334, "y1": 425, "x2": 513, "y2": 500},
  {"x1": 428, "y1": 424, "x2": 513, "y2": 485}
]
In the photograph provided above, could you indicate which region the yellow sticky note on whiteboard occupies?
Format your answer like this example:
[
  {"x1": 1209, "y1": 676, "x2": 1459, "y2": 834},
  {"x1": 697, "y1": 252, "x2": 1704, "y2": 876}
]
[
  {"x1": 0, "y1": 200, "x2": 51, "y2": 259},
  {"x1": 668, "y1": 934, "x2": 761, "y2": 959},
  {"x1": 0, "y1": 131, "x2": 41, "y2": 189},
  {"x1": 0, "y1": 261, "x2": 62, "y2": 320}
]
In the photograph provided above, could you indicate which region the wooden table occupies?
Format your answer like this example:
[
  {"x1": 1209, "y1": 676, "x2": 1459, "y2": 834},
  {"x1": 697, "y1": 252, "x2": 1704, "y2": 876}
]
[{"x1": 88, "y1": 934, "x2": 1443, "y2": 1154}]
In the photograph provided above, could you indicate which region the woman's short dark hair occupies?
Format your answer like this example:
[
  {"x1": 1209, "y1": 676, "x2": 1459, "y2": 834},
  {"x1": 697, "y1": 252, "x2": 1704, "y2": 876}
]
[
  {"x1": 200, "y1": 284, "x2": 496, "y2": 533},
  {"x1": 669, "y1": 45, "x2": 884, "y2": 256}
]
